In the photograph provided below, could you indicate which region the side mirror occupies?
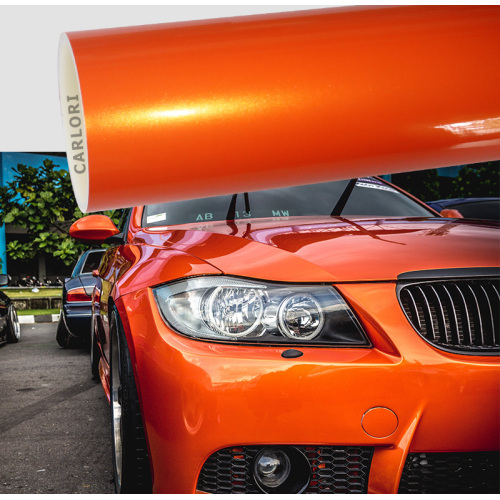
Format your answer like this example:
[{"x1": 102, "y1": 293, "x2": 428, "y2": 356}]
[
  {"x1": 440, "y1": 209, "x2": 464, "y2": 219},
  {"x1": 70, "y1": 215, "x2": 120, "y2": 242},
  {"x1": 0, "y1": 274, "x2": 11, "y2": 287}
]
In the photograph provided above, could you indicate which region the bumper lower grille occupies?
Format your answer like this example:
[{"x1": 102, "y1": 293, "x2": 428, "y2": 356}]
[
  {"x1": 196, "y1": 445, "x2": 374, "y2": 494},
  {"x1": 399, "y1": 278, "x2": 500, "y2": 354},
  {"x1": 398, "y1": 451, "x2": 500, "y2": 494}
]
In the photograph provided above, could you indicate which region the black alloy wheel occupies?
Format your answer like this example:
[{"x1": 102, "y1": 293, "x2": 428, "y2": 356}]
[{"x1": 109, "y1": 306, "x2": 152, "y2": 493}]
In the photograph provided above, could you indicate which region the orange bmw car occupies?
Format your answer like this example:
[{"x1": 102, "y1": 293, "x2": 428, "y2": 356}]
[{"x1": 71, "y1": 176, "x2": 499, "y2": 494}]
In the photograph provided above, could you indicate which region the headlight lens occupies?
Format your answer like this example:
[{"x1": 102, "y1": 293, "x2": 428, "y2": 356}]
[
  {"x1": 153, "y1": 277, "x2": 368, "y2": 346},
  {"x1": 278, "y1": 294, "x2": 324, "y2": 340},
  {"x1": 203, "y1": 286, "x2": 264, "y2": 337}
]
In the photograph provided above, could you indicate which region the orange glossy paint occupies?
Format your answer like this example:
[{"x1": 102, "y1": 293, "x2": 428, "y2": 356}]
[
  {"x1": 82, "y1": 203, "x2": 500, "y2": 493},
  {"x1": 126, "y1": 211, "x2": 499, "y2": 286},
  {"x1": 69, "y1": 214, "x2": 120, "y2": 241},
  {"x1": 440, "y1": 208, "x2": 464, "y2": 218},
  {"x1": 112, "y1": 282, "x2": 499, "y2": 493},
  {"x1": 60, "y1": 6, "x2": 500, "y2": 212}
]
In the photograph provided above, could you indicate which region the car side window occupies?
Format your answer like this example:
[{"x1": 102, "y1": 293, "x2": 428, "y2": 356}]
[
  {"x1": 116, "y1": 208, "x2": 131, "y2": 235},
  {"x1": 81, "y1": 251, "x2": 105, "y2": 274}
]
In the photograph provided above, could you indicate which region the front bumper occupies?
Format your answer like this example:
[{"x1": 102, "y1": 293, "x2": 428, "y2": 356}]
[{"x1": 117, "y1": 282, "x2": 499, "y2": 493}]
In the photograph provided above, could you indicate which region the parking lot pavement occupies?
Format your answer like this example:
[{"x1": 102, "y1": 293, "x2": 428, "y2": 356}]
[{"x1": 0, "y1": 323, "x2": 114, "y2": 494}]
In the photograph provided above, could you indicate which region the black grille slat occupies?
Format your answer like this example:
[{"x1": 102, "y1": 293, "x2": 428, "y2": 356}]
[
  {"x1": 399, "y1": 278, "x2": 500, "y2": 355},
  {"x1": 490, "y1": 282, "x2": 500, "y2": 344},
  {"x1": 438, "y1": 284, "x2": 461, "y2": 345},
  {"x1": 450, "y1": 284, "x2": 472, "y2": 345},
  {"x1": 466, "y1": 284, "x2": 484, "y2": 345},
  {"x1": 478, "y1": 284, "x2": 495, "y2": 346},
  {"x1": 402, "y1": 288, "x2": 422, "y2": 332},
  {"x1": 197, "y1": 446, "x2": 374, "y2": 494},
  {"x1": 415, "y1": 286, "x2": 436, "y2": 342},
  {"x1": 398, "y1": 451, "x2": 500, "y2": 494},
  {"x1": 490, "y1": 283, "x2": 499, "y2": 343},
  {"x1": 426, "y1": 284, "x2": 449, "y2": 345}
]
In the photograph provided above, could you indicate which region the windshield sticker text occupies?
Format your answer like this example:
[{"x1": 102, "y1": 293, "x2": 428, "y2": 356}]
[
  {"x1": 196, "y1": 213, "x2": 213, "y2": 221},
  {"x1": 355, "y1": 181, "x2": 398, "y2": 193},
  {"x1": 147, "y1": 213, "x2": 167, "y2": 224}
]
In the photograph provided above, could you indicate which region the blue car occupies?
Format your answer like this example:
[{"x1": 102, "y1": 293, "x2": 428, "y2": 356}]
[
  {"x1": 56, "y1": 248, "x2": 105, "y2": 348},
  {"x1": 427, "y1": 197, "x2": 500, "y2": 220}
]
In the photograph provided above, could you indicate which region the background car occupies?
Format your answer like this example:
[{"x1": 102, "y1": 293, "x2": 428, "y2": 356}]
[
  {"x1": 0, "y1": 274, "x2": 20, "y2": 346},
  {"x1": 426, "y1": 197, "x2": 500, "y2": 220},
  {"x1": 70, "y1": 176, "x2": 499, "y2": 494},
  {"x1": 56, "y1": 248, "x2": 105, "y2": 348}
]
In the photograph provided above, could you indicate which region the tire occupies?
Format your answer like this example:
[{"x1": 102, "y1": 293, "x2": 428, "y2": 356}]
[
  {"x1": 5, "y1": 305, "x2": 20, "y2": 343},
  {"x1": 110, "y1": 307, "x2": 152, "y2": 493},
  {"x1": 56, "y1": 315, "x2": 79, "y2": 348},
  {"x1": 90, "y1": 315, "x2": 100, "y2": 380}
]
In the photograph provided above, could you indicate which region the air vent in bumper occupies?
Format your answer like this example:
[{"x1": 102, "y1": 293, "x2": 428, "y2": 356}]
[
  {"x1": 196, "y1": 445, "x2": 374, "y2": 494},
  {"x1": 398, "y1": 451, "x2": 500, "y2": 493}
]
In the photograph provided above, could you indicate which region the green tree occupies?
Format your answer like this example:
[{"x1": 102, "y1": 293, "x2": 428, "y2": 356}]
[
  {"x1": 0, "y1": 159, "x2": 119, "y2": 267},
  {"x1": 390, "y1": 169, "x2": 441, "y2": 201},
  {"x1": 451, "y1": 161, "x2": 500, "y2": 198},
  {"x1": 390, "y1": 160, "x2": 500, "y2": 201}
]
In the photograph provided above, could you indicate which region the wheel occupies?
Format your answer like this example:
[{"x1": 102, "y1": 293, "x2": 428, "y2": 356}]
[
  {"x1": 56, "y1": 315, "x2": 79, "y2": 348},
  {"x1": 110, "y1": 307, "x2": 152, "y2": 493},
  {"x1": 5, "y1": 305, "x2": 20, "y2": 343},
  {"x1": 56, "y1": 315, "x2": 72, "y2": 348},
  {"x1": 90, "y1": 314, "x2": 100, "y2": 380}
]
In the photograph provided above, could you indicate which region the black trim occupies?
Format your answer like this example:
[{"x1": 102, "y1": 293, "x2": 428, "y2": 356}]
[
  {"x1": 106, "y1": 208, "x2": 132, "y2": 245},
  {"x1": 398, "y1": 267, "x2": 500, "y2": 281},
  {"x1": 281, "y1": 349, "x2": 304, "y2": 358},
  {"x1": 104, "y1": 232, "x2": 125, "y2": 245},
  {"x1": 330, "y1": 178, "x2": 357, "y2": 216}
]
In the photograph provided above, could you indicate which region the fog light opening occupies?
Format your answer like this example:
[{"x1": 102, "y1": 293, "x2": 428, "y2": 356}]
[{"x1": 253, "y1": 447, "x2": 310, "y2": 494}]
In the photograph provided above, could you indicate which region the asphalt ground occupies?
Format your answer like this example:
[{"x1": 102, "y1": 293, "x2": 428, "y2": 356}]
[{"x1": 0, "y1": 323, "x2": 114, "y2": 494}]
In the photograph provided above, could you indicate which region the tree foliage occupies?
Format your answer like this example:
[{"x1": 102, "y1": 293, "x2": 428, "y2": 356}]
[
  {"x1": 0, "y1": 159, "x2": 119, "y2": 267},
  {"x1": 451, "y1": 161, "x2": 500, "y2": 198},
  {"x1": 391, "y1": 169, "x2": 441, "y2": 201},
  {"x1": 391, "y1": 160, "x2": 500, "y2": 201}
]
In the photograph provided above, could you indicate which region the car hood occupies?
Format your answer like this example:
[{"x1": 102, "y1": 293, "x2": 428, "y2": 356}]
[{"x1": 144, "y1": 216, "x2": 500, "y2": 283}]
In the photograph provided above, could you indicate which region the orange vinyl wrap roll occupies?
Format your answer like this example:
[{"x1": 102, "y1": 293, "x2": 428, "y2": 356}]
[{"x1": 58, "y1": 6, "x2": 500, "y2": 213}]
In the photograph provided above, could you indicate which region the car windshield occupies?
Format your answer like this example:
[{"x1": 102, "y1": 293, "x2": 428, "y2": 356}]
[{"x1": 142, "y1": 177, "x2": 434, "y2": 227}]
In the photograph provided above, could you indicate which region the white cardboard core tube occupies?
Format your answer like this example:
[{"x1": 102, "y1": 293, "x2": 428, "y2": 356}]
[
  {"x1": 58, "y1": 34, "x2": 89, "y2": 212},
  {"x1": 58, "y1": 7, "x2": 500, "y2": 213}
]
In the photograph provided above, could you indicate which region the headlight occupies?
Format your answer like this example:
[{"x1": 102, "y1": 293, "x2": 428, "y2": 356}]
[{"x1": 153, "y1": 277, "x2": 369, "y2": 346}]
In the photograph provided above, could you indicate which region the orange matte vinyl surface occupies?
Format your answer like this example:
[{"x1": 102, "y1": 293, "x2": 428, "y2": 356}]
[
  {"x1": 80, "y1": 177, "x2": 500, "y2": 492},
  {"x1": 60, "y1": 6, "x2": 500, "y2": 212}
]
